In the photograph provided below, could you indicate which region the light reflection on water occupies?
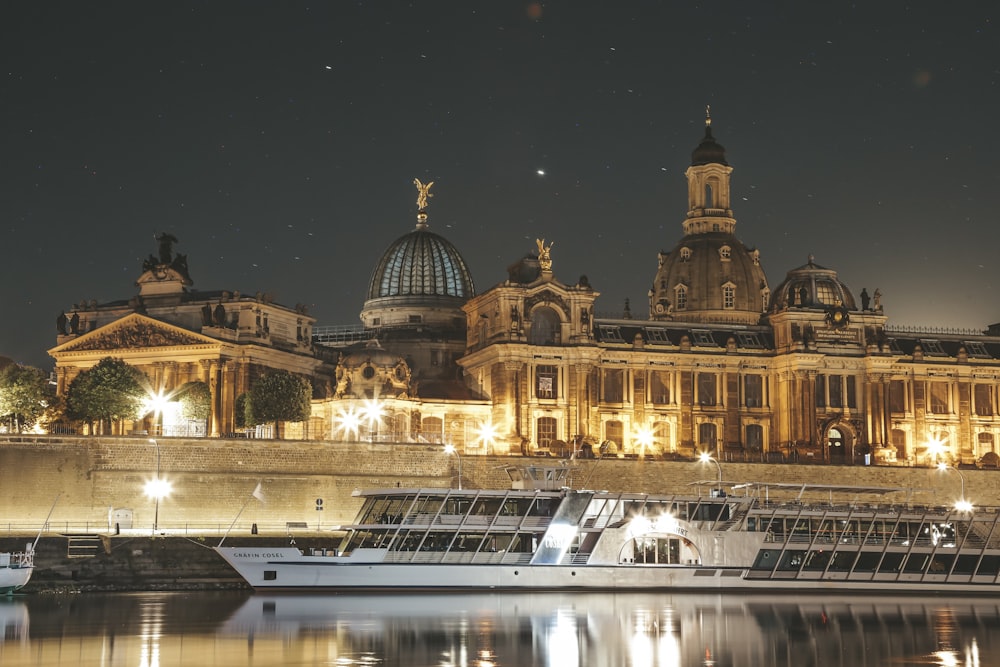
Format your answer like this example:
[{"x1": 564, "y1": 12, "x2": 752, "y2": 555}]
[{"x1": 0, "y1": 591, "x2": 996, "y2": 666}]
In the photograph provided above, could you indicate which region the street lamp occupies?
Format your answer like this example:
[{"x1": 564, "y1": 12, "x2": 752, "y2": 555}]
[
  {"x1": 143, "y1": 439, "x2": 172, "y2": 533},
  {"x1": 699, "y1": 451, "x2": 723, "y2": 496},
  {"x1": 444, "y1": 444, "x2": 463, "y2": 489},
  {"x1": 936, "y1": 462, "x2": 972, "y2": 512}
]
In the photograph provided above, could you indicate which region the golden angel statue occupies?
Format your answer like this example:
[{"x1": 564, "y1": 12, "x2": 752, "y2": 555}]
[
  {"x1": 414, "y1": 179, "x2": 434, "y2": 211},
  {"x1": 536, "y1": 238, "x2": 553, "y2": 271}
]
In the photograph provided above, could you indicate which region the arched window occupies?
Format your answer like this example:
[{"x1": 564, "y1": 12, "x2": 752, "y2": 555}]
[
  {"x1": 704, "y1": 183, "x2": 714, "y2": 208},
  {"x1": 675, "y1": 285, "x2": 688, "y2": 310},
  {"x1": 722, "y1": 283, "x2": 735, "y2": 309},
  {"x1": 528, "y1": 306, "x2": 560, "y2": 345}
]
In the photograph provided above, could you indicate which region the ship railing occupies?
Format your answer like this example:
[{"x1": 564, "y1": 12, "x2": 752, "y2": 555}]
[
  {"x1": 503, "y1": 552, "x2": 533, "y2": 565},
  {"x1": 0, "y1": 551, "x2": 33, "y2": 568}
]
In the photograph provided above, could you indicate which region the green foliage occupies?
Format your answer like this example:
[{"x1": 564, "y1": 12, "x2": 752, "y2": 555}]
[
  {"x1": 0, "y1": 364, "x2": 56, "y2": 432},
  {"x1": 175, "y1": 381, "x2": 211, "y2": 421},
  {"x1": 248, "y1": 370, "x2": 311, "y2": 429},
  {"x1": 65, "y1": 357, "x2": 148, "y2": 429},
  {"x1": 234, "y1": 392, "x2": 253, "y2": 429}
]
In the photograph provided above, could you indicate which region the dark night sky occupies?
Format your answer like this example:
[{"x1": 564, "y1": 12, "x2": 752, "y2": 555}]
[{"x1": 3, "y1": 2, "x2": 998, "y2": 369}]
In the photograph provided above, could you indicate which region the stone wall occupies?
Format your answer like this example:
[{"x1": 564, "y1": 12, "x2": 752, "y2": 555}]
[{"x1": 0, "y1": 435, "x2": 996, "y2": 537}]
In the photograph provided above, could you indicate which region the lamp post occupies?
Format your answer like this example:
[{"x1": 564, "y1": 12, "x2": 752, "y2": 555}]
[
  {"x1": 144, "y1": 439, "x2": 172, "y2": 533},
  {"x1": 936, "y1": 462, "x2": 972, "y2": 512},
  {"x1": 699, "y1": 451, "x2": 723, "y2": 496},
  {"x1": 444, "y1": 444, "x2": 463, "y2": 490}
]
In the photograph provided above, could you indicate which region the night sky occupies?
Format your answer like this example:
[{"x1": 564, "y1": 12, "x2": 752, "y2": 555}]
[{"x1": 4, "y1": 2, "x2": 998, "y2": 370}]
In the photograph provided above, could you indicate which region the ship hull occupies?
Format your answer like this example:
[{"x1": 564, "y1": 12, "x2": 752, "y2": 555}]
[{"x1": 214, "y1": 547, "x2": 1000, "y2": 594}]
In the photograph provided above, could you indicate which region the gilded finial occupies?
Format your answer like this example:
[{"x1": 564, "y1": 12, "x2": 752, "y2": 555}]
[
  {"x1": 414, "y1": 178, "x2": 434, "y2": 228},
  {"x1": 536, "y1": 238, "x2": 553, "y2": 272},
  {"x1": 414, "y1": 178, "x2": 434, "y2": 211},
  {"x1": 705, "y1": 104, "x2": 712, "y2": 127}
]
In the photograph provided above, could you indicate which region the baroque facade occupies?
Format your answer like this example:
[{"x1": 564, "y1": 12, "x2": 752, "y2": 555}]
[
  {"x1": 46, "y1": 116, "x2": 1000, "y2": 467},
  {"x1": 456, "y1": 114, "x2": 1000, "y2": 466}
]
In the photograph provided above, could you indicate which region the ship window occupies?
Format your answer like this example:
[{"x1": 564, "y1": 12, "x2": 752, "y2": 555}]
[
  {"x1": 877, "y1": 552, "x2": 904, "y2": 573},
  {"x1": 775, "y1": 550, "x2": 806, "y2": 571},
  {"x1": 929, "y1": 554, "x2": 954, "y2": 574},
  {"x1": 977, "y1": 555, "x2": 1000, "y2": 576},
  {"x1": 751, "y1": 549, "x2": 780, "y2": 571},
  {"x1": 953, "y1": 554, "x2": 979, "y2": 575},
  {"x1": 853, "y1": 551, "x2": 880, "y2": 572},
  {"x1": 903, "y1": 553, "x2": 929, "y2": 573},
  {"x1": 802, "y1": 550, "x2": 831, "y2": 571},
  {"x1": 263, "y1": 571, "x2": 277, "y2": 581},
  {"x1": 827, "y1": 551, "x2": 857, "y2": 572}
]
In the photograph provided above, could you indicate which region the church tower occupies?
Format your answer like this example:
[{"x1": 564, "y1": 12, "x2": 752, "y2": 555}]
[{"x1": 648, "y1": 109, "x2": 769, "y2": 325}]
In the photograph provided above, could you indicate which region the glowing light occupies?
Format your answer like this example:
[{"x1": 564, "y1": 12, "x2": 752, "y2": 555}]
[
  {"x1": 634, "y1": 424, "x2": 655, "y2": 456},
  {"x1": 144, "y1": 477, "x2": 172, "y2": 500},
  {"x1": 335, "y1": 407, "x2": 361, "y2": 440},
  {"x1": 629, "y1": 515, "x2": 652, "y2": 538},
  {"x1": 925, "y1": 434, "x2": 948, "y2": 462},
  {"x1": 359, "y1": 398, "x2": 385, "y2": 426},
  {"x1": 475, "y1": 421, "x2": 498, "y2": 449},
  {"x1": 142, "y1": 389, "x2": 171, "y2": 417}
]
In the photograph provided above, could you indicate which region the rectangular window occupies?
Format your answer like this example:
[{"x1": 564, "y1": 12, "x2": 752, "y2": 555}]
[
  {"x1": 605, "y1": 420, "x2": 624, "y2": 446},
  {"x1": 697, "y1": 373, "x2": 716, "y2": 406},
  {"x1": 536, "y1": 365, "x2": 557, "y2": 399},
  {"x1": 698, "y1": 422, "x2": 717, "y2": 447},
  {"x1": 598, "y1": 325, "x2": 624, "y2": 342},
  {"x1": 829, "y1": 375, "x2": 843, "y2": 408},
  {"x1": 650, "y1": 371, "x2": 671, "y2": 405},
  {"x1": 537, "y1": 417, "x2": 557, "y2": 448},
  {"x1": 692, "y1": 330, "x2": 715, "y2": 346},
  {"x1": 815, "y1": 374, "x2": 826, "y2": 407},
  {"x1": 430, "y1": 350, "x2": 440, "y2": 366},
  {"x1": 889, "y1": 380, "x2": 906, "y2": 413},
  {"x1": 603, "y1": 369, "x2": 624, "y2": 403},
  {"x1": 920, "y1": 339, "x2": 945, "y2": 355},
  {"x1": 975, "y1": 385, "x2": 994, "y2": 417},
  {"x1": 847, "y1": 376, "x2": 857, "y2": 409},
  {"x1": 929, "y1": 382, "x2": 949, "y2": 414},
  {"x1": 965, "y1": 341, "x2": 990, "y2": 358},
  {"x1": 646, "y1": 328, "x2": 670, "y2": 343},
  {"x1": 744, "y1": 375, "x2": 763, "y2": 408},
  {"x1": 746, "y1": 424, "x2": 763, "y2": 451}
]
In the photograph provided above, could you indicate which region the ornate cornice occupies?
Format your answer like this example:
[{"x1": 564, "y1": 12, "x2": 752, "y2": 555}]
[{"x1": 64, "y1": 320, "x2": 207, "y2": 351}]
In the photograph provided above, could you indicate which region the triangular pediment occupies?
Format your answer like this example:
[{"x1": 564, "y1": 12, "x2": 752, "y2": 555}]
[{"x1": 49, "y1": 313, "x2": 220, "y2": 356}]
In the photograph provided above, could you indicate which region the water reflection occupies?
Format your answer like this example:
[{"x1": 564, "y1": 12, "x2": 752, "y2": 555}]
[{"x1": 0, "y1": 592, "x2": 997, "y2": 666}]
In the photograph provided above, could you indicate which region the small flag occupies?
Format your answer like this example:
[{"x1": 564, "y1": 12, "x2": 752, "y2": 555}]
[{"x1": 252, "y1": 482, "x2": 265, "y2": 503}]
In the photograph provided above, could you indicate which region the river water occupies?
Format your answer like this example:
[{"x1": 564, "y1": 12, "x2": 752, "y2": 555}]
[{"x1": 0, "y1": 591, "x2": 995, "y2": 666}]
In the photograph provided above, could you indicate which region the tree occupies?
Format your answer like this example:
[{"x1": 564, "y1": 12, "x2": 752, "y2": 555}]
[
  {"x1": 234, "y1": 392, "x2": 253, "y2": 430},
  {"x1": 0, "y1": 364, "x2": 56, "y2": 432},
  {"x1": 175, "y1": 381, "x2": 211, "y2": 422},
  {"x1": 65, "y1": 357, "x2": 147, "y2": 434},
  {"x1": 248, "y1": 370, "x2": 311, "y2": 437}
]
